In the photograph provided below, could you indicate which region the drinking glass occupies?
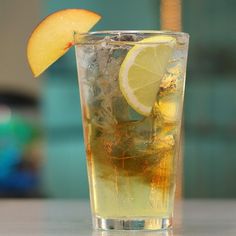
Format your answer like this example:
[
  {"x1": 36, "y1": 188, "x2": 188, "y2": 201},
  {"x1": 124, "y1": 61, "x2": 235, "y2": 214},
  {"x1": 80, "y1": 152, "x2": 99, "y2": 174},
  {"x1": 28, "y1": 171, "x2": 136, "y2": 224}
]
[{"x1": 75, "y1": 31, "x2": 189, "y2": 231}]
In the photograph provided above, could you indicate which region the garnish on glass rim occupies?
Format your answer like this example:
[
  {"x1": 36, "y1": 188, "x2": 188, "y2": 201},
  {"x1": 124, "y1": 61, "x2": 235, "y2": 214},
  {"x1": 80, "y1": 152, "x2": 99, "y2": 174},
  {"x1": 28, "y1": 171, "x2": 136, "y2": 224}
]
[{"x1": 27, "y1": 9, "x2": 101, "y2": 77}]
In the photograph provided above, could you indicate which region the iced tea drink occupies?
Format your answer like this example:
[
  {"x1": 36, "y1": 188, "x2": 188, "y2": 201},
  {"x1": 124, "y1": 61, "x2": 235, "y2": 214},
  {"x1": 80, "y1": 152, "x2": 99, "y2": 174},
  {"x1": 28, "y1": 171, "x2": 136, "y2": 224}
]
[{"x1": 75, "y1": 31, "x2": 189, "y2": 230}]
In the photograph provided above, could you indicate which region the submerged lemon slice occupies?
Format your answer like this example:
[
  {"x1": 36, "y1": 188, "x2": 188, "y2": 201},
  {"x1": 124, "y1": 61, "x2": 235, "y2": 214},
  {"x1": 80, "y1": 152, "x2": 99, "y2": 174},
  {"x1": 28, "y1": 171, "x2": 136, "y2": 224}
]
[{"x1": 119, "y1": 36, "x2": 176, "y2": 116}]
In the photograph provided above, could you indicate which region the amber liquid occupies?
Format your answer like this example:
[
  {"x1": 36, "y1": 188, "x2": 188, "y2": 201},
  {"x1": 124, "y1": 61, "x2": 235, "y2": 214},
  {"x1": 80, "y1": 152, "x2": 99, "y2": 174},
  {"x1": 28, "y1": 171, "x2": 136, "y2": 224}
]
[{"x1": 75, "y1": 37, "x2": 187, "y2": 219}]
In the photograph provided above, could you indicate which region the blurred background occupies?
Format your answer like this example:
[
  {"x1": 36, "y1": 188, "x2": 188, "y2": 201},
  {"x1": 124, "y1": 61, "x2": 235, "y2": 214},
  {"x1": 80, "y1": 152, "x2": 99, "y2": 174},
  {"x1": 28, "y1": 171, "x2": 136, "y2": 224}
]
[{"x1": 0, "y1": 0, "x2": 235, "y2": 199}]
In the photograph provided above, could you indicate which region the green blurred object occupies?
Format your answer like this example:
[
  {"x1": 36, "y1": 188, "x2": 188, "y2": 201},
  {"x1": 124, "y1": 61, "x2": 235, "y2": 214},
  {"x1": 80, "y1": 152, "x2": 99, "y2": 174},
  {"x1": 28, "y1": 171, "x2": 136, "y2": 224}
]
[{"x1": 0, "y1": 116, "x2": 35, "y2": 146}]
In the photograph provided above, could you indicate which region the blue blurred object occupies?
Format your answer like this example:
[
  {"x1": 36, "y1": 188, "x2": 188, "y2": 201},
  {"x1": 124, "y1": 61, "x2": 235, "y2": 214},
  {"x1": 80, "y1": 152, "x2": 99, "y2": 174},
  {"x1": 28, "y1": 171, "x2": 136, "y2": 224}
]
[
  {"x1": 0, "y1": 146, "x2": 20, "y2": 180},
  {"x1": 0, "y1": 169, "x2": 38, "y2": 194},
  {"x1": 0, "y1": 95, "x2": 41, "y2": 197}
]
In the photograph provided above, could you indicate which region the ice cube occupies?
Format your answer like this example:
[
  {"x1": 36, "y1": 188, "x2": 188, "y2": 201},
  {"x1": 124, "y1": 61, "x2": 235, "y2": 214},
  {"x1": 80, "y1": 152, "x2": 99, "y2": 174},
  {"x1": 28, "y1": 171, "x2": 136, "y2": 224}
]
[
  {"x1": 110, "y1": 34, "x2": 141, "y2": 42},
  {"x1": 159, "y1": 63, "x2": 183, "y2": 97},
  {"x1": 112, "y1": 97, "x2": 130, "y2": 122},
  {"x1": 76, "y1": 45, "x2": 96, "y2": 68},
  {"x1": 155, "y1": 134, "x2": 175, "y2": 150}
]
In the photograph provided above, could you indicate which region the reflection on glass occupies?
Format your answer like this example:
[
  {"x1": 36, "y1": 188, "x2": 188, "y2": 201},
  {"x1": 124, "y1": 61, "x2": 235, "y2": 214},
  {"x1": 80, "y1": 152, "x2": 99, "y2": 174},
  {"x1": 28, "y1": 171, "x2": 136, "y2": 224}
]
[{"x1": 93, "y1": 229, "x2": 173, "y2": 236}]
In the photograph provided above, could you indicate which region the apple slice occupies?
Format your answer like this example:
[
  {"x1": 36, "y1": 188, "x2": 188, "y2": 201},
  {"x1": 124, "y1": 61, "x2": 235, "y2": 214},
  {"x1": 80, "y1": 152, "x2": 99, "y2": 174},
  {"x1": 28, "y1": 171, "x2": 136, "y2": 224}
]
[{"x1": 27, "y1": 9, "x2": 101, "y2": 77}]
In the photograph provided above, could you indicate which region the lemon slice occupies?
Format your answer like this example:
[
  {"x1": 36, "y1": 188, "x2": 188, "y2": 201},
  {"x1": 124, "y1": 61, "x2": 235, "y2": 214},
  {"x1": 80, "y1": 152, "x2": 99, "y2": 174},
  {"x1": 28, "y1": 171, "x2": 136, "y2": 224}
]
[{"x1": 119, "y1": 36, "x2": 176, "y2": 116}]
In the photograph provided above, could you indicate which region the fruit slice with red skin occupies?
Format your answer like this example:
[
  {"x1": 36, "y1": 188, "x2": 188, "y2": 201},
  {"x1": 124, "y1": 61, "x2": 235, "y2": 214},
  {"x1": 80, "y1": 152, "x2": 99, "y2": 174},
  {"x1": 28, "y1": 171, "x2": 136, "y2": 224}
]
[{"x1": 27, "y1": 9, "x2": 101, "y2": 77}]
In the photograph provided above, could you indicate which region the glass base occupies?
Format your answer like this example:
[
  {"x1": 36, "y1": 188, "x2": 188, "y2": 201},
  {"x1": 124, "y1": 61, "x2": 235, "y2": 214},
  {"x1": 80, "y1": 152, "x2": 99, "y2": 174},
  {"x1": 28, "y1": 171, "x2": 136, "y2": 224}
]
[{"x1": 94, "y1": 216, "x2": 172, "y2": 231}]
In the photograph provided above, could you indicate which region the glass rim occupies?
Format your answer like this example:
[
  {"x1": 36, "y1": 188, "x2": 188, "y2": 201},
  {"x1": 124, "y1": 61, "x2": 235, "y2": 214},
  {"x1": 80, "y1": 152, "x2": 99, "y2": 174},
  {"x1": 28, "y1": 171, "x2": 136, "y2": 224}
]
[{"x1": 74, "y1": 30, "x2": 189, "y2": 45}]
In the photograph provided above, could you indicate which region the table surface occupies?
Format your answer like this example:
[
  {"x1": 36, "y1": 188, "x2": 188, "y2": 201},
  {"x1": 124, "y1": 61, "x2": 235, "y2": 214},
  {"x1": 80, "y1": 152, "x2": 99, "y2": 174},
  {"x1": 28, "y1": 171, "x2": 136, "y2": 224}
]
[{"x1": 0, "y1": 199, "x2": 235, "y2": 236}]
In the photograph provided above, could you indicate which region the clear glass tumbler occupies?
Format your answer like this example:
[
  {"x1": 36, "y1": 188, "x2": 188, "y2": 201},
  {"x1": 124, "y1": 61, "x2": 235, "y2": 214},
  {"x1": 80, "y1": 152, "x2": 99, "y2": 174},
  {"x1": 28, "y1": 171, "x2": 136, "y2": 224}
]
[{"x1": 75, "y1": 31, "x2": 189, "y2": 231}]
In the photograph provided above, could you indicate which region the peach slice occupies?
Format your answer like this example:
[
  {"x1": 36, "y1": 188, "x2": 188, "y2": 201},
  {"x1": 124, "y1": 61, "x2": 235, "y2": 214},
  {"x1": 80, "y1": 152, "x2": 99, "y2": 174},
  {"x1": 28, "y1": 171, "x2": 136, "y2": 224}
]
[{"x1": 27, "y1": 9, "x2": 101, "y2": 77}]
